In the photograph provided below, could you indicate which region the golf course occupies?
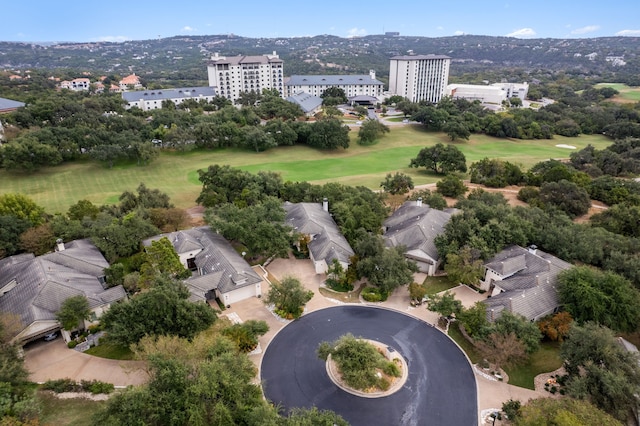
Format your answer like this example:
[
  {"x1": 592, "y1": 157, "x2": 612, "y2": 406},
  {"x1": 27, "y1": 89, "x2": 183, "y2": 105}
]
[{"x1": 0, "y1": 125, "x2": 613, "y2": 214}]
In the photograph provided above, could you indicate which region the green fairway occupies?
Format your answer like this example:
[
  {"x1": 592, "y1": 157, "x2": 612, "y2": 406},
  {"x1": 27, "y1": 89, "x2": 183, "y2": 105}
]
[
  {"x1": 595, "y1": 82, "x2": 640, "y2": 102},
  {"x1": 0, "y1": 126, "x2": 612, "y2": 213}
]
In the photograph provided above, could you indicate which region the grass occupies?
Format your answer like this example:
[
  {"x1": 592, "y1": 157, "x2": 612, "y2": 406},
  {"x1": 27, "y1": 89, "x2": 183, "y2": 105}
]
[
  {"x1": 0, "y1": 125, "x2": 612, "y2": 213},
  {"x1": 422, "y1": 275, "x2": 457, "y2": 295},
  {"x1": 504, "y1": 341, "x2": 563, "y2": 389},
  {"x1": 595, "y1": 82, "x2": 640, "y2": 102},
  {"x1": 84, "y1": 343, "x2": 135, "y2": 360},
  {"x1": 448, "y1": 323, "x2": 481, "y2": 364},
  {"x1": 38, "y1": 390, "x2": 107, "y2": 426}
]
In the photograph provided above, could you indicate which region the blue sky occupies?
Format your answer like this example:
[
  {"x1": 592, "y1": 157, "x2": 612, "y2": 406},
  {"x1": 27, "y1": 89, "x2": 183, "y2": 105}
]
[{"x1": 2, "y1": 0, "x2": 639, "y2": 42}]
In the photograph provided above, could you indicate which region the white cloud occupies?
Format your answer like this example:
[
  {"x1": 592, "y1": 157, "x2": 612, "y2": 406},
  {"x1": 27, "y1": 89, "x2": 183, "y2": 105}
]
[
  {"x1": 616, "y1": 29, "x2": 640, "y2": 36},
  {"x1": 94, "y1": 35, "x2": 130, "y2": 42},
  {"x1": 453, "y1": 30, "x2": 464, "y2": 36},
  {"x1": 436, "y1": 26, "x2": 444, "y2": 30},
  {"x1": 571, "y1": 25, "x2": 600, "y2": 35},
  {"x1": 181, "y1": 26, "x2": 196, "y2": 32},
  {"x1": 505, "y1": 28, "x2": 536, "y2": 38},
  {"x1": 346, "y1": 27, "x2": 367, "y2": 38}
]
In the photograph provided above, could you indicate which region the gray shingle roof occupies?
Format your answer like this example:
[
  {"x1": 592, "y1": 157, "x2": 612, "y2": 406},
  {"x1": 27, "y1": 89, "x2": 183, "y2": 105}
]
[
  {"x1": 0, "y1": 240, "x2": 126, "y2": 339},
  {"x1": 122, "y1": 87, "x2": 216, "y2": 102},
  {"x1": 483, "y1": 245, "x2": 572, "y2": 321},
  {"x1": 146, "y1": 227, "x2": 262, "y2": 297},
  {"x1": 286, "y1": 74, "x2": 384, "y2": 86},
  {"x1": 284, "y1": 202, "x2": 354, "y2": 266},
  {"x1": 0, "y1": 97, "x2": 25, "y2": 111},
  {"x1": 286, "y1": 92, "x2": 323, "y2": 113},
  {"x1": 383, "y1": 201, "x2": 455, "y2": 262},
  {"x1": 208, "y1": 55, "x2": 283, "y2": 65}
]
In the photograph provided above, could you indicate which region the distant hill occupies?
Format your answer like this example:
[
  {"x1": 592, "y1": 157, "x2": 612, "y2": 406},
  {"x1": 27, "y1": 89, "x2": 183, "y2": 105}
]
[{"x1": 1, "y1": 34, "x2": 639, "y2": 85}]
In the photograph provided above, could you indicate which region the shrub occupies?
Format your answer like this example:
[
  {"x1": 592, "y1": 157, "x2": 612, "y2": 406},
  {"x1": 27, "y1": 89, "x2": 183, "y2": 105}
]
[
  {"x1": 42, "y1": 378, "x2": 79, "y2": 393},
  {"x1": 382, "y1": 361, "x2": 400, "y2": 377},
  {"x1": 361, "y1": 287, "x2": 383, "y2": 302},
  {"x1": 67, "y1": 340, "x2": 78, "y2": 349},
  {"x1": 81, "y1": 379, "x2": 114, "y2": 394}
]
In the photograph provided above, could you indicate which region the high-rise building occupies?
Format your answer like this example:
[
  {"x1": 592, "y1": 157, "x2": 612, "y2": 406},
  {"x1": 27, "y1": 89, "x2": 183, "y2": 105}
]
[
  {"x1": 388, "y1": 55, "x2": 451, "y2": 103},
  {"x1": 207, "y1": 51, "x2": 284, "y2": 102}
]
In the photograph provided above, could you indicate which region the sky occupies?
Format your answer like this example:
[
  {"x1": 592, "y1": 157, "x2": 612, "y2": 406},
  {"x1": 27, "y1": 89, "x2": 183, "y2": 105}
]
[{"x1": 2, "y1": 0, "x2": 639, "y2": 43}]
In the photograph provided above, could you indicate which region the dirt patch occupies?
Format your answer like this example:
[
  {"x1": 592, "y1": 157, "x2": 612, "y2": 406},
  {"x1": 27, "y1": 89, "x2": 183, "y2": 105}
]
[{"x1": 186, "y1": 205, "x2": 206, "y2": 227}]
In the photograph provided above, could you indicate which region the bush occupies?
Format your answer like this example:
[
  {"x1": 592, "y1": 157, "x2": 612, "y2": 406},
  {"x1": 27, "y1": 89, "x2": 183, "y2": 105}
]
[
  {"x1": 361, "y1": 287, "x2": 385, "y2": 302},
  {"x1": 67, "y1": 340, "x2": 78, "y2": 349},
  {"x1": 81, "y1": 379, "x2": 114, "y2": 394},
  {"x1": 382, "y1": 361, "x2": 400, "y2": 377},
  {"x1": 42, "y1": 378, "x2": 79, "y2": 393},
  {"x1": 436, "y1": 174, "x2": 467, "y2": 198}
]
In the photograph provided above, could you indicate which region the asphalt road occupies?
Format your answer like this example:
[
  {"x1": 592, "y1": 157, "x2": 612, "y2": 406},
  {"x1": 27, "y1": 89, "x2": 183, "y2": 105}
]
[{"x1": 261, "y1": 306, "x2": 477, "y2": 426}]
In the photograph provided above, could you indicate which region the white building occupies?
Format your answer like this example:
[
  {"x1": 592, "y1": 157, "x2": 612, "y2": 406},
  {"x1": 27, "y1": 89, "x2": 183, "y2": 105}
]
[
  {"x1": 207, "y1": 52, "x2": 284, "y2": 102},
  {"x1": 388, "y1": 55, "x2": 451, "y2": 103},
  {"x1": 284, "y1": 70, "x2": 384, "y2": 99},
  {"x1": 445, "y1": 82, "x2": 529, "y2": 104},
  {"x1": 59, "y1": 78, "x2": 90, "y2": 91},
  {"x1": 122, "y1": 87, "x2": 217, "y2": 111}
]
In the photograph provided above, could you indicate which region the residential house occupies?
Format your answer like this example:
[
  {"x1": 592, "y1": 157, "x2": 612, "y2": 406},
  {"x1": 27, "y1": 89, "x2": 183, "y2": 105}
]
[
  {"x1": 122, "y1": 87, "x2": 217, "y2": 111},
  {"x1": 59, "y1": 78, "x2": 90, "y2": 91},
  {"x1": 0, "y1": 97, "x2": 25, "y2": 114},
  {"x1": 481, "y1": 245, "x2": 572, "y2": 322},
  {"x1": 286, "y1": 92, "x2": 323, "y2": 116},
  {"x1": 382, "y1": 198, "x2": 456, "y2": 276},
  {"x1": 0, "y1": 239, "x2": 126, "y2": 344},
  {"x1": 284, "y1": 199, "x2": 355, "y2": 274},
  {"x1": 119, "y1": 73, "x2": 143, "y2": 91},
  {"x1": 284, "y1": 70, "x2": 384, "y2": 100},
  {"x1": 143, "y1": 227, "x2": 264, "y2": 307}
]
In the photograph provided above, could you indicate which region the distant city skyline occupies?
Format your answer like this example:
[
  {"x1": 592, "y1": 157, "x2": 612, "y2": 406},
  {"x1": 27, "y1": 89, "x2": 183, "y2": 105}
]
[{"x1": 3, "y1": 0, "x2": 639, "y2": 43}]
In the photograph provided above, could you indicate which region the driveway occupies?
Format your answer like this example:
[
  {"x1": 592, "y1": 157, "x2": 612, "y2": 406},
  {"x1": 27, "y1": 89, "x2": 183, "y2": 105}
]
[
  {"x1": 261, "y1": 306, "x2": 477, "y2": 426},
  {"x1": 24, "y1": 337, "x2": 147, "y2": 387}
]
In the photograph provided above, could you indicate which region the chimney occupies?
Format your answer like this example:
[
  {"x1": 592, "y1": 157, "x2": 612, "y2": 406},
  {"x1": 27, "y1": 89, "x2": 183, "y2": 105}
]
[
  {"x1": 55, "y1": 238, "x2": 65, "y2": 252},
  {"x1": 416, "y1": 197, "x2": 423, "y2": 207},
  {"x1": 273, "y1": 50, "x2": 277, "y2": 56},
  {"x1": 369, "y1": 69, "x2": 376, "y2": 80},
  {"x1": 528, "y1": 244, "x2": 538, "y2": 255},
  {"x1": 322, "y1": 197, "x2": 328, "y2": 212}
]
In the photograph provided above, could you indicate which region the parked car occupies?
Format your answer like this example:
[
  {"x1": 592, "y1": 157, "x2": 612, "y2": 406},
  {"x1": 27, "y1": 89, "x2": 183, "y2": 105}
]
[{"x1": 43, "y1": 332, "x2": 58, "y2": 341}]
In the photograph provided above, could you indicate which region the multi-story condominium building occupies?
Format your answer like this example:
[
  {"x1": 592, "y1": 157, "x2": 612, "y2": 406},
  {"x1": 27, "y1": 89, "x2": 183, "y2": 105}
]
[
  {"x1": 388, "y1": 55, "x2": 451, "y2": 103},
  {"x1": 122, "y1": 87, "x2": 217, "y2": 111},
  {"x1": 284, "y1": 70, "x2": 384, "y2": 99},
  {"x1": 207, "y1": 52, "x2": 284, "y2": 102}
]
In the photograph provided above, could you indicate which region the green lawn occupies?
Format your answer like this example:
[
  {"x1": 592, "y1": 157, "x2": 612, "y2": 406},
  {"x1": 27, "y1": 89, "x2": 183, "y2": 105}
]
[
  {"x1": 504, "y1": 341, "x2": 563, "y2": 389},
  {"x1": 84, "y1": 343, "x2": 135, "y2": 360},
  {"x1": 422, "y1": 275, "x2": 457, "y2": 295},
  {"x1": 38, "y1": 391, "x2": 107, "y2": 426},
  {"x1": 595, "y1": 82, "x2": 640, "y2": 101},
  {"x1": 0, "y1": 125, "x2": 612, "y2": 214},
  {"x1": 448, "y1": 323, "x2": 481, "y2": 364}
]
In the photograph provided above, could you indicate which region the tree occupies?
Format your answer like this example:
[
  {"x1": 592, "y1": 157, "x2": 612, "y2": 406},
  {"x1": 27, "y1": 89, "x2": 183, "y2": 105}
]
[
  {"x1": 442, "y1": 119, "x2": 471, "y2": 141},
  {"x1": 427, "y1": 291, "x2": 462, "y2": 318},
  {"x1": 356, "y1": 246, "x2": 418, "y2": 295},
  {"x1": 100, "y1": 277, "x2": 216, "y2": 346},
  {"x1": 325, "y1": 259, "x2": 351, "y2": 292},
  {"x1": 222, "y1": 320, "x2": 269, "y2": 353},
  {"x1": 90, "y1": 212, "x2": 159, "y2": 262},
  {"x1": 240, "y1": 125, "x2": 277, "y2": 152},
  {"x1": 67, "y1": 199, "x2": 99, "y2": 221},
  {"x1": 444, "y1": 246, "x2": 484, "y2": 286},
  {"x1": 0, "y1": 215, "x2": 31, "y2": 258},
  {"x1": 0, "y1": 136, "x2": 63, "y2": 171},
  {"x1": 358, "y1": 119, "x2": 389, "y2": 145},
  {"x1": 406, "y1": 189, "x2": 447, "y2": 210},
  {"x1": 141, "y1": 237, "x2": 189, "y2": 280},
  {"x1": 380, "y1": 172, "x2": 414, "y2": 195},
  {"x1": 307, "y1": 118, "x2": 350, "y2": 149},
  {"x1": 409, "y1": 143, "x2": 467, "y2": 175},
  {"x1": 104, "y1": 263, "x2": 125, "y2": 288},
  {"x1": 539, "y1": 179, "x2": 591, "y2": 218},
  {"x1": 561, "y1": 322, "x2": 640, "y2": 422},
  {"x1": 476, "y1": 332, "x2": 527, "y2": 369},
  {"x1": 18, "y1": 223, "x2": 56, "y2": 255},
  {"x1": 264, "y1": 276, "x2": 313, "y2": 319},
  {"x1": 0, "y1": 193, "x2": 45, "y2": 226},
  {"x1": 205, "y1": 197, "x2": 292, "y2": 259},
  {"x1": 56, "y1": 295, "x2": 91, "y2": 331},
  {"x1": 492, "y1": 311, "x2": 541, "y2": 354},
  {"x1": 458, "y1": 302, "x2": 491, "y2": 339},
  {"x1": 558, "y1": 266, "x2": 640, "y2": 332},
  {"x1": 320, "y1": 87, "x2": 347, "y2": 106},
  {"x1": 436, "y1": 173, "x2": 467, "y2": 197},
  {"x1": 408, "y1": 282, "x2": 428, "y2": 303}
]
